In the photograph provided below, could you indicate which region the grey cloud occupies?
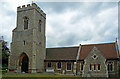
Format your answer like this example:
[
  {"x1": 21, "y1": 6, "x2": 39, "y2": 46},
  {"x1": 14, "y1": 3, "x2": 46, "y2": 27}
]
[
  {"x1": 0, "y1": 2, "x2": 118, "y2": 48},
  {"x1": 37, "y1": 2, "x2": 84, "y2": 14}
]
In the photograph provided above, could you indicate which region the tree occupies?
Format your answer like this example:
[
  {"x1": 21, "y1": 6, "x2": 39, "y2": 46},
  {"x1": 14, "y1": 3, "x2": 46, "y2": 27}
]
[{"x1": 0, "y1": 36, "x2": 10, "y2": 68}]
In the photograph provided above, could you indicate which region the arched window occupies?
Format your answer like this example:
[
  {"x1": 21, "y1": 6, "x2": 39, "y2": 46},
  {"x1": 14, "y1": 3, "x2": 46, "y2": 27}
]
[
  {"x1": 24, "y1": 17, "x2": 29, "y2": 30},
  {"x1": 66, "y1": 62, "x2": 72, "y2": 71},
  {"x1": 57, "y1": 62, "x2": 62, "y2": 69}
]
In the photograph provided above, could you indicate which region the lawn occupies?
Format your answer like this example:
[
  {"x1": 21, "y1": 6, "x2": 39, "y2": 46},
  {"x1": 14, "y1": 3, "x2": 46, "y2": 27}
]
[
  {"x1": 2, "y1": 73, "x2": 120, "y2": 79},
  {"x1": 2, "y1": 73, "x2": 81, "y2": 77}
]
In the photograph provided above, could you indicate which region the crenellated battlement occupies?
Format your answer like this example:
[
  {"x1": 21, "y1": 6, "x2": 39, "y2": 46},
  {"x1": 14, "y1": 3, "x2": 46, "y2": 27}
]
[{"x1": 17, "y1": 3, "x2": 46, "y2": 18}]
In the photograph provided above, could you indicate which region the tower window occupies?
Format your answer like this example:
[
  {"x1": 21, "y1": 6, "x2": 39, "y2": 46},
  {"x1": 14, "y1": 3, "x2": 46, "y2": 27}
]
[
  {"x1": 39, "y1": 20, "x2": 41, "y2": 32},
  {"x1": 23, "y1": 40, "x2": 25, "y2": 45},
  {"x1": 24, "y1": 17, "x2": 29, "y2": 30}
]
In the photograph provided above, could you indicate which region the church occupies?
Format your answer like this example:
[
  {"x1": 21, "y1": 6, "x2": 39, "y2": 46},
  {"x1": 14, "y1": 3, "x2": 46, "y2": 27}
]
[{"x1": 8, "y1": 3, "x2": 120, "y2": 77}]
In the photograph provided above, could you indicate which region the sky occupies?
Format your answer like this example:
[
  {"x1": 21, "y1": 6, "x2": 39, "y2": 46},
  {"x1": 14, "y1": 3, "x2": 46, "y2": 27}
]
[{"x1": 0, "y1": 0, "x2": 119, "y2": 48}]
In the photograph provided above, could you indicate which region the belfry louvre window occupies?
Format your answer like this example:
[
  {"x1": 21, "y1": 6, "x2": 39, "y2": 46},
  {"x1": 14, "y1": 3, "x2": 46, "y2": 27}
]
[
  {"x1": 57, "y1": 62, "x2": 62, "y2": 69},
  {"x1": 48, "y1": 62, "x2": 51, "y2": 67},
  {"x1": 24, "y1": 17, "x2": 29, "y2": 30},
  {"x1": 67, "y1": 63, "x2": 72, "y2": 70}
]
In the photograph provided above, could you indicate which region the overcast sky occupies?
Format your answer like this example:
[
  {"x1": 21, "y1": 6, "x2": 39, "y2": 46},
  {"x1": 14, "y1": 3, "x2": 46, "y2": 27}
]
[{"x1": 0, "y1": 0, "x2": 118, "y2": 48}]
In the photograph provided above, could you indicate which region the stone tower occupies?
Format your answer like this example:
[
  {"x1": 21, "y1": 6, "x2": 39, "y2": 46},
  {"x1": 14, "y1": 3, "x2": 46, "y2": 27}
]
[{"x1": 8, "y1": 3, "x2": 46, "y2": 73}]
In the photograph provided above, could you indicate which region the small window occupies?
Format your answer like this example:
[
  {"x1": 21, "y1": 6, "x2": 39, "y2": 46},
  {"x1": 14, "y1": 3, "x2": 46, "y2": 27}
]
[
  {"x1": 23, "y1": 40, "x2": 25, "y2": 45},
  {"x1": 94, "y1": 64, "x2": 96, "y2": 70},
  {"x1": 98, "y1": 64, "x2": 100, "y2": 70},
  {"x1": 39, "y1": 20, "x2": 41, "y2": 32},
  {"x1": 90, "y1": 64, "x2": 92, "y2": 70},
  {"x1": 57, "y1": 62, "x2": 62, "y2": 69},
  {"x1": 67, "y1": 63, "x2": 72, "y2": 71},
  {"x1": 81, "y1": 64, "x2": 83, "y2": 71},
  {"x1": 110, "y1": 64, "x2": 113, "y2": 71},
  {"x1": 92, "y1": 54, "x2": 98, "y2": 59},
  {"x1": 93, "y1": 55, "x2": 96, "y2": 58},
  {"x1": 108, "y1": 62, "x2": 113, "y2": 71},
  {"x1": 48, "y1": 62, "x2": 51, "y2": 67},
  {"x1": 80, "y1": 62, "x2": 84, "y2": 71},
  {"x1": 24, "y1": 17, "x2": 29, "y2": 30}
]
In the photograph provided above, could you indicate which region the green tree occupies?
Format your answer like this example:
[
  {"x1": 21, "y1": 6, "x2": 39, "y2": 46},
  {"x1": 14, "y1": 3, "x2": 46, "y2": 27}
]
[{"x1": 0, "y1": 36, "x2": 10, "y2": 69}]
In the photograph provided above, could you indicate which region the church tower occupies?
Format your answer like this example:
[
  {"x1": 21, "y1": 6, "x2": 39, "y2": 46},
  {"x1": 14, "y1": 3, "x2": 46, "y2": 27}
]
[{"x1": 8, "y1": 3, "x2": 46, "y2": 73}]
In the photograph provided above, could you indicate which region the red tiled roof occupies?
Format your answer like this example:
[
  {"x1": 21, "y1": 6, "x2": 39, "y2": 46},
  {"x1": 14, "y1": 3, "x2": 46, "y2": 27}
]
[
  {"x1": 79, "y1": 42, "x2": 118, "y2": 60},
  {"x1": 46, "y1": 46, "x2": 79, "y2": 60}
]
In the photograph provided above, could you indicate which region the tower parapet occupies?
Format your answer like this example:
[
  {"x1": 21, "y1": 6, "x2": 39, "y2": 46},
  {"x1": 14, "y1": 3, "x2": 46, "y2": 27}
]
[{"x1": 17, "y1": 3, "x2": 46, "y2": 18}]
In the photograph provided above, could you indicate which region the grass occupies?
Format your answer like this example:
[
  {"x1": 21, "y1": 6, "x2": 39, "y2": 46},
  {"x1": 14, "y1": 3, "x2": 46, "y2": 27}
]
[
  {"x1": 2, "y1": 73, "x2": 120, "y2": 79},
  {"x1": 2, "y1": 73, "x2": 81, "y2": 77}
]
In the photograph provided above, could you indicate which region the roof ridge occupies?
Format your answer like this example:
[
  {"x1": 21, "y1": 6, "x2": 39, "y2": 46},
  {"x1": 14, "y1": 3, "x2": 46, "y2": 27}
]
[
  {"x1": 81, "y1": 42, "x2": 115, "y2": 46},
  {"x1": 47, "y1": 46, "x2": 79, "y2": 49}
]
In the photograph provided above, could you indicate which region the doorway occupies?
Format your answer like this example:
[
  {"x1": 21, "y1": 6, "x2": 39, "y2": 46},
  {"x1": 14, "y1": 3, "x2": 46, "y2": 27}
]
[{"x1": 19, "y1": 53, "x2": 29, "y2": 73}]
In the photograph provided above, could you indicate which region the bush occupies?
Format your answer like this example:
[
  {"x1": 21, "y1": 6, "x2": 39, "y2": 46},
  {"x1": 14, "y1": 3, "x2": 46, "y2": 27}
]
[
  {"x1": 1, "y1": 70, "x2": 7, "y2": 74},
  {"x1": 2, "y1": 66, "x2": 8, "y2": 70}
]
